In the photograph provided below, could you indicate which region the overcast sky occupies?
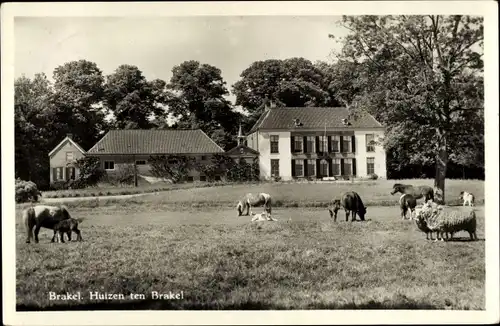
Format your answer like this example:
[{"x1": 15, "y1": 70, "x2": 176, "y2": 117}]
[{"x1": 15, "y1": 16, "x2": 348, "y2": 105}]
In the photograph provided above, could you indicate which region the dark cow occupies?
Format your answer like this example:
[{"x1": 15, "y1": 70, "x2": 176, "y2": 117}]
[
  {"x1": 52, "y1": 218, "x2": 83, "y2": 243},
  {"x1": 328, "y1": 191, "x2": 367, "y2": 222},
  {"x1": 22, "y1": 205, "x2": 72, "y2": 243},
  {"x1": 399, "y1": 193, "x2": 417, "y2": 220},
  {"x1": 390, "y1": 183, "x2": 434, "y2": 202}
]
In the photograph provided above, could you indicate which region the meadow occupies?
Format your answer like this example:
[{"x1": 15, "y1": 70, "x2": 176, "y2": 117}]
[{"x1": 15, "y1": 179, "x2": 485, "y2": 310}]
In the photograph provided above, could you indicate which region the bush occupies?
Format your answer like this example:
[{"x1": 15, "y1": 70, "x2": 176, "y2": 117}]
[
  {"x1": 368, "y1": 173, "x2": 379, "y2": 180},
  {"x1": 15, "y1": 178, "x2": 42, "y2": 203},
  {"x1": 149, "y1": 155, "x2": 197, "y2": 184}
]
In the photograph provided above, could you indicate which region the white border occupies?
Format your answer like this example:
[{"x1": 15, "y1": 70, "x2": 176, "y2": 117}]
[{"x1": 2, "y1": 1, "x2": 499, "y2": 325}]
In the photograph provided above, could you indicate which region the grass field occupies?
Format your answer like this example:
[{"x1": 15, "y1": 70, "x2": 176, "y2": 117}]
[
  {"x1": 35, "y1": 179, "x2": 485, "y2": 210},
  {"x1": 16, "y1": 202, "x2": 485, "y2": 310}
]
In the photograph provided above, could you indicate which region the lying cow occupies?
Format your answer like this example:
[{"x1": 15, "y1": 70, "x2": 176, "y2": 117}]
[
  {"x1": 52, "y1": 218, "x2": 83, "y2": 243},
  {"x1": 22, "y1": 205, "x2": 73, "y2": 243},
  {"x1": 459, "y1": 191, "x2": 475, "y2": 207},
  {"x1": 237, "y1": 193, "x2": 272, "y2": 217},
  {"x1": 328, "y1": 191, "x2": 367, "y2": 222},
  {"x1": 251, "y1": 212, "x2": 278, "y2": 222}
]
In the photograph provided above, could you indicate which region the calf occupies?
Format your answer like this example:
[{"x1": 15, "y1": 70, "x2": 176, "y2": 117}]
[
  {"x1": 52, "y1": 218, "x2": 83, "y2": 243},
  {"x1": 459, "y1": 191, "x2": 475, "y2": 207},
  {"x1": 399, "y1": 194, "x2": 417, "y2": 220},
  {"x1": 328, "y1": 191, "x2": 367, "y2": 222},
  {"x1": 251, "y1": 212, "x2": 277, "y2": 222}
]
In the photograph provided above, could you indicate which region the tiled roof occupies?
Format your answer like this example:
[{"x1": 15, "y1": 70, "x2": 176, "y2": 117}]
[
  {"x1": 86, "y1": 129, "x2": 224, "y2": 155},
  {"x1": 248, "y1": 107, "x2": 383, "y2": 134}
]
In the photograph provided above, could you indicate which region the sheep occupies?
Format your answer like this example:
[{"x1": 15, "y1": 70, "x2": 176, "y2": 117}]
[
  {"x1": 459, "y1": 191, "x2": 475, "y2": 207},
  {"x1": 416, "y1": 201, "x2": 477, "y2": 241}
]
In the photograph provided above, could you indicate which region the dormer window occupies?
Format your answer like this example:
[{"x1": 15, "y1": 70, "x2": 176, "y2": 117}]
[{"x1": 293, "y1": 118, "x2": 303, "y2": 127}]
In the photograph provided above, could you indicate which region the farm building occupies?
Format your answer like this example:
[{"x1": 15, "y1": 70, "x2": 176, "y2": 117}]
[
  {"x1": 48, "y1": 133, "x2": 86, "y2": 183},
  {"x1": 48, "y1": 129, "x2": 226, "y2": 184},
  {"x1": 245, "y1": 106, "x2": 387, "y2": 181}
]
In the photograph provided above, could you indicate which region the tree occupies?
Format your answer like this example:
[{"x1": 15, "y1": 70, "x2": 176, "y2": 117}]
[
  {"x1": 104, "y1": 65, "x2": 168, "y2": 129},
  {"x1": 331, "y1": 15, "x2": 483, "y2": 201},
  {"x1": 232, "y1": 58, "x2": 341, "y2": 132},
  {"x1": 167, "y1": 60, "x2": 242, "y2": 149},
  {"x1": 50, "y1": 60, "x2": 109, "y2": 150},
  {"x1": 15, "y1": 73, "x2": 53, "y2": 188}
]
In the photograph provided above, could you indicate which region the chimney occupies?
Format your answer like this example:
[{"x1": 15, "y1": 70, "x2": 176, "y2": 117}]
[{"x1": 67, "y1": 133, "x2": 73, "y2": 139}]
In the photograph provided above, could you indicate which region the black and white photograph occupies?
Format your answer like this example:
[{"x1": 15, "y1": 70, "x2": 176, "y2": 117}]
[{"x1": 2, "y1": 1, "x2": 499, "y2": 325}]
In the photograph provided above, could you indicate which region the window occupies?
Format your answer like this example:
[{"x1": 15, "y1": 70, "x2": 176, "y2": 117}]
[
  {"x1": 136, "y1": 160, "x2": 147, "y2": 165},
  {"x1": 104, "y1": 161, "x2": 115, "y2": 170},
  {"x1": 318, "y1": 136, "x2": 327, "y2": 153},
  {"x1": 366, "y1": 134, "x2": 375, "y2": 152},
  {"x1": 294, "y1": 137, "x2": 303, "y2": 153},
  {"x1": 201, "y1": 155, "x2": 208, "y2": 161},
  {"x1": 307, "y1": 159, "x2": 315, "y2": 176},
  {"x1": 295, "y1": 160, "x2": 304, "y2": 177},
  {"x1": 187, "y1": 176, "x2": 194, "y2": 182},
  {"x1": 331, "y1": 136, "x2": 340, "y2": 152},
  {"x1": 66, "y1": 152, "x2": 74, "y2": 161},
  {"x1": 270, "y1": 135, "x2": 279, "y2": 154},
  {"x1": 319, "y1": 159, "x2": 329, "y2": 177},
  {"x1": 343, "y1": 158, "x2": 353, "y2": 176},
  {"x1": 271, "y1": 159, "x2": 280, "y2": 177},
  {"x1": 55, "y1": 167, "x2": 63, "y2": 181},
  {"x1": 66, "y1": 167, "x2": 76, "y2": 180},
  {"x1": 214, "y1": 176, "x2": 222, "y2": 181},
  {"x1": 367, "y1": 157, "x2": 375, "y2": 175},
  {"x1": 343, "y1": 137, "x2": 352, "y2": 153},
  {"x1": 199, "y1": 175, "x2": 207, "y2": 182},
  {"x1": 332, "y1": 159, "x2": 341, "y2": 176},
  {"x1": 306, "y1": 136, "x2": 315, "y2": 153}
]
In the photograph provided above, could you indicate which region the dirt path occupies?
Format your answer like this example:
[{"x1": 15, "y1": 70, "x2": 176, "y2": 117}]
[{"x1": 41, "y1": 192, "x2": 153, "y2": 203}]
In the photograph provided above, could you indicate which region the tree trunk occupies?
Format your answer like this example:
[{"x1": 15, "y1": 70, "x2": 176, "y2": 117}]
[{"x1": 434, "y1": 146, "x2": 448, "y2": 204}]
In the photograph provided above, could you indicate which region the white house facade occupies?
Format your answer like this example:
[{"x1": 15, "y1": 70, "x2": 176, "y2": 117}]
[{"x1": 246, "y1": 107, "x2": 387, "y2": 181}]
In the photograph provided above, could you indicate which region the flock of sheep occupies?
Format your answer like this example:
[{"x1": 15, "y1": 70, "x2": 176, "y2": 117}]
[{"x1": 236, "y1": 186, "x2": 479, "y2": 242}]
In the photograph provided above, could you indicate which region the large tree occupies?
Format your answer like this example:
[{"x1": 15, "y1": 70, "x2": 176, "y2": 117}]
[
  {"x1": 331, "y1": 15, "x2": 483, "y2": 201},
  {"x1": 50, "y1": 59, "x2": 109, "y2": 150},
  {"x1": 167, "y1": 60, "x2": 242, "y2": 149},
  {"x1": 15, "y1": 74, "x2": 53, "y2": 187},
  {"x1": 232, "y1": 57, "x2": 340, "y2": 132},
  {"x1": 104, "y1": 65, "x2": 169, "y2": 129}
]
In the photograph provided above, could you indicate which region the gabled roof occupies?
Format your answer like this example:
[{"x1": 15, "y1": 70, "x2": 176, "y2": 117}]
[
  {"x1": 48, "y1": 136, "x2": 86, "y2": 157},
  {"x1": 248, "y1": 107, "x2": 383, "y2": 134},
  {"x1": 225, "y1": 144, "x2": 259, "y2": 156},
  {"x1": 86, "y1": 129, "x2": 224, "y2": 155}
]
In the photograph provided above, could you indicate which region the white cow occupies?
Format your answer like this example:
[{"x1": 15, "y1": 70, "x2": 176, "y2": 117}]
[
  {"x1": 251, "y1": 212, "x2": 278, "y2": 222},
  {"x1": 237, "y1": 193, "x2": 272, "y2": 217}
]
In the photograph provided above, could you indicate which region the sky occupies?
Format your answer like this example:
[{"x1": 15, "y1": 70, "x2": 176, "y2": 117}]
[{"x1": 14, "y1": 16, "x2": 348, "y2": 106}]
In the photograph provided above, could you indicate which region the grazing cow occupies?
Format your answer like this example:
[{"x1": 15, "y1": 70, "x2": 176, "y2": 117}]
[
  {"x1": 399, "y1": 194, "x2": 417, "y2": 220},
  {"x1": 22, "y1": 205, "x2": 72, "y2": 244},
  {"x1": 237, "y1": 193, "x2": 272, "y2": 217},
  {"x1": 52, "y1": 218, "x2": 83, "y2": 243},
  {"x1": 328, "y1": 191, "x2": 367, "y2": 222},
  {"x1": 390, "y1": 183, "x2": 434, "y2": 202},
  {"x1": 459, "y1": 191, "x2": 475, "y2": 207},
  {"x1": 251, "y1": 212, "x2": 277, "y2": 222}
]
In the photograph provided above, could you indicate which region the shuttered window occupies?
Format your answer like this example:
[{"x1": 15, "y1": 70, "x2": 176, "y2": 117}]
[
  {"x1": 343, "y1": 158, "x2": 353, "y2": 175},
  {"x1": 294, "y1": 137, "x2": 303, "y2": 153},
  {"x1": 295, "y1": 160, "x2": 304, "y2": 177},
  {"x1": 306, "y1": 136, "x2": 315, "y2": 153},
  {"x1": 331, "y1": 136, "x2": 340, "y2": 152},
  {"x1": 307, "y1": 159, "x2": 315, "y2": 176},
  {"x1": 319, "y1": 159, "x2": 329, "y2": 177},
  {"x1": 318, "y1": 136, "x2": 327, "y2": 153},
  {"x1": 343, "y1": 137, "x2": 352, "y2": 153},
  {"x1": 332, "y1": 159, "x2": 341, "y2": 176}
]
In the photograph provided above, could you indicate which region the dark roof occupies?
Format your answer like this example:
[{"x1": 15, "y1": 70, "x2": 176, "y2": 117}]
[
  {"x1": 225, "y1": 144, "x2": 259, "y2": 156},
  {"x1": 86, "y1": 129, "x2": 224, "y2": 155},
  {"x1": 248, "y1": 107, "x2": 383, "y2": 134}
]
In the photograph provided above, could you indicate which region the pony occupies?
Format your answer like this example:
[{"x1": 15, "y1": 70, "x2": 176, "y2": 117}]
[
  {"x1": 390, "y1": 183, "x2": 434, "y2": 202},
  {"x1": 399, "y1": 193, "x2": 417, "y2": 220},
  {"x1": 52, "y1": 218, "x2": 83, "y2": 243},
  {"x1": 237, "y1": 193, "x2": 272, "y2": 217},
  {"x1": 459, "y1": 191, "x2": 475, "y2": 206},
  {"x1": 328, "y1": 191, "x2": 367, "y2": 222},
  {"x1": 22, "y1": 205, "x2": 72, "y2": 243}
]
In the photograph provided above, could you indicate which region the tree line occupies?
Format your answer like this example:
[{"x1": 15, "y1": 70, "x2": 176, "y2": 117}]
[{"x1": 15, "y1": 15, "x2": 484, "y2": 199}]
